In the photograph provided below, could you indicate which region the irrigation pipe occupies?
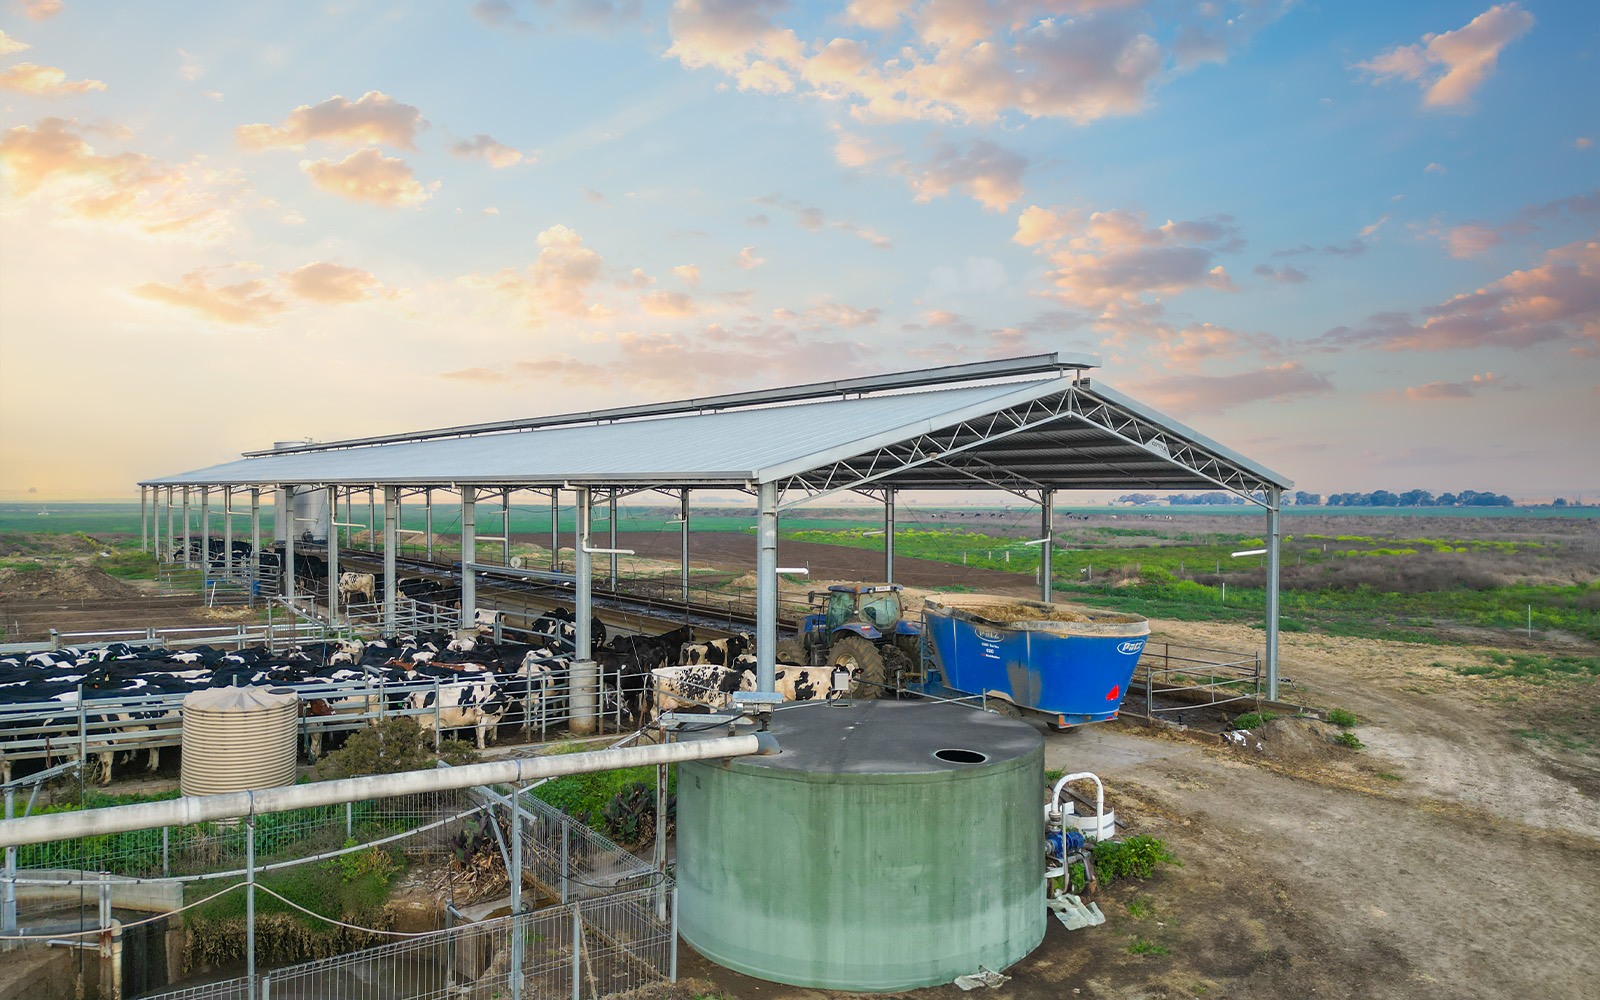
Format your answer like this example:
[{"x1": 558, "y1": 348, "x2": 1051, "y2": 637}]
[
  {"x1": 0, "y1": 881, "x2": 243, "y2": 940},
  {"x1": 0, "y1": 733, "x2": 779, "y2": 849}
]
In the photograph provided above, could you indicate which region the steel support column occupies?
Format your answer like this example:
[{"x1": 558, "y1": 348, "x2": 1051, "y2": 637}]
[
  {"x1": 181, "y1": 486, "x2": 191, "y2": 565},
  {"x1": 282, "y1": 487, "x2": 295, "y2": 603},
  {"x1": 424, "y1": 488, "x2": 433, "y2": 560},
  {"x1": 223, "y1": 487, "x2": 234, "y2": 578},
  {"x1": 383, "y1": 487, "x2": 398, "y2": 635},
  {"x1": 575, "y1": 488, "x2": 592, "y2": 660},
  {"x1": 756, "y1": 481, "x2": 778, "y2": 694},
  {"x1": 680, "y1": 489, "x2": 690, "y2": 603},
  {"x1": 549, "y1": 489, "x2": 560, "y2": 571},
  {"x1": 152, "y1": 487, "x2": 162, "y2": 563},
  {"x1": 367, "y1": 490, "x2": 376, "y2": 552},
  {"x1": 165, "y1": 487, "x2": 175, "y2": 563},
  {"x1": 1265, "y1": 487, "x2": 1281, "y2": 701},
  {"x1": 199, "y1": 487, "x2": 210, "y2": 581},
  {"x1": 884, "y1": 488, "x2": 895, "y2": 584},
  {"x1": 140, "y1": 486, "x2": 148, "y2": 554},
  {"x1": 325, "y1": 487, "x2": 339, "y2": 624},
  {"x1": 460, "y1": 487, "x2": 476, "y2": 632},
  {"x1": 502, "y1": 488, "x2": 512, "y2": 567},
  {"x1": 249, "y1": 489, "x2": 260, "y2": 603},
  {"x1": 608, "y1": 490, "x2": 618, "y2": 590},
  {"x1": 1040, "y1": 489, "x2": 1054, "y2": 603}
]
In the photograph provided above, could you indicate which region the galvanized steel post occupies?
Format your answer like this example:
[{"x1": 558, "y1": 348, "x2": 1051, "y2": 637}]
[
  {"x1": 1265, "y1": 486, "x2": 1281, "y2": 701},
  {"x1": 424, "y1": 487, "x2": 434, "y2": 560},
  {"x1": 608, "y1": 490, "x2": 618, "y2": 590},
  {"x1": 460, "y1": 486, "x2": 477, "y2": 632},
  {"x1": 165, "y1": 486, "x2": 175, "y2": 562},
  {"x1": 140, "y1": 486, "x2": 148, "y2": 554},
  {"x1": 383, "y1": 487, "x2": 398, "y2": 635},
  {"x1": 246, "y1": 817, "x2": 256, "y2": 1000},
  {"x1": 223, "y1": 487, "x2": 234, "y2": 579},
  {"x1": 679, "y1": 489, "x2": 690, "y2": 603},
  {"x1": 549, "y1": 489, "x2": 560, "y2": 571},
  {"x1": 503, "y1": 488, "x2": 512, "y2": 567},
  {"x1": 510, "y1": 793, "x2": 523, "y2": 1000},
  {"x1": 1040, "y1": 490, "x2": 1054, "y2": 603},
  {"x1": 249, "y1": 489, "x2": 260, "y2": 604},
  {"x1": 884, "y1": 488, "x2": 895, "y2": 584},
  {"x1": 181, "y1": 486, "x2": 191, "y2": 565},
  {"x1": 3, "y1": 786, "x2": 15, "y2": 940},
  {"x1": 152, "y1": 487, "x2": 162, "y2": 563},
  {"x1": 282, "y1": 487, "x2": 296, "y2": 604},
  {"x1": 367, "y1": 490, "x2": 376, "y2": 552},
  {"x1": 199, "y1": 486, "x2": 210, "y2": 582},
  {"x1": 756, "y1": 481, "x2": 778, "y2": 693},
  {"x1": 325, "y1": 486, "x2": 339, "y2": 625},
  {"x1": 575, "y1": 487, "x2": 592, "y2": 659}
]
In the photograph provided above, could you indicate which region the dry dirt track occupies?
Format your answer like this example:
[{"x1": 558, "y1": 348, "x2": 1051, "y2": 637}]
[
  {"x1": 610, "y1": 531, "x2": 1040, "y2": 595},
  {"x1": 677, "y1": 617, "x2": 1600, "y2": 1000}
]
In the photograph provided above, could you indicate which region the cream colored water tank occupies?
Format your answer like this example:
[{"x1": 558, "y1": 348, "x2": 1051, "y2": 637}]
[{"x1": 180, "y1": 686, "x2": 300, "y2": 796}]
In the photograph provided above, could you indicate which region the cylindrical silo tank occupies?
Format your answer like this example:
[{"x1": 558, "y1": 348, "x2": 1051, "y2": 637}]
[
  {"x1": 675, "y1": 700, "x2": 1045, "y2": 992},
  {"x1": 180, "y1": 686, "x2": 300, "y2": 797}
]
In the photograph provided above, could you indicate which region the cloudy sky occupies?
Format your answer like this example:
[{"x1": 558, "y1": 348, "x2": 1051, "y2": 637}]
[{"x1": 1, "y1": 0, "x2": 1595, "y2": 501}]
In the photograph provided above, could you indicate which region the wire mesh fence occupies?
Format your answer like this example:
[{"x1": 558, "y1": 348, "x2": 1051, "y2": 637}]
[{"x1": 135, "y1": 887, "x2": 673, "y2": 1000}]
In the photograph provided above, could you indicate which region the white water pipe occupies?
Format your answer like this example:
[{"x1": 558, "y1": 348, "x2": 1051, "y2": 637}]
[
  {"x1": 1048, "y1": 771, "x2": 1107, "y2": 840},
  {"x1": 0, "y1": 733, "x2": 777, "y2": 848}
]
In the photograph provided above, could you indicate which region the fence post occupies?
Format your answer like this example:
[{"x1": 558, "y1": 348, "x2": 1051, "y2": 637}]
[
  {"x1": 345, "y1": 802, "x2": 353, "y2": 840},
  {"x1": 77, "y1": 685, "x2": 87, "y2": 766},
  {"x1": 246, "y1": 817, "x2": 257, "y2": 1000},
  {"x1": 570, "y1": 904, "x2": 582, "y2": 1000},
  {"x1": 3, "y1": 786, "x2": 15, "y2": 941},
  {"x1": 433, "y1": 678, "x2": 442, "y2": 753},
  {"x1": 97, "y1": 874, "x2": 111, "y2": 966},
  {"x1": 669, "y1": 883, "x2": 679, "y2": 983},
  {"x1": 50, "y1": 628, "x2": 60, "y2": 651},
  {"x1": 161, "y1": 827, "x2": 170, "y2": 877},
  {"x1": 560, "y1": 818, "x2": 569, "y2": 904},
  {"x1": 511, "y1": 798, "x2": 523, "y2": 1000}
]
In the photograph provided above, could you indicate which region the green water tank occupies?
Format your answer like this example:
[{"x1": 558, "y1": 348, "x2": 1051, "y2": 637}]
[{"x1": 675, "y1": 700, "x2": 1045, "y2": 992}]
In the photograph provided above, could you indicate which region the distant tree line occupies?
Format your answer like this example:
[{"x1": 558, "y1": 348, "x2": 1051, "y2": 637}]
[
  {"x1": 1114, "y1": 489, "x2": 1522, "y2": 507},
  {"x1": 1323, "y1": 489, "x2": 1513, "y2": 507}
]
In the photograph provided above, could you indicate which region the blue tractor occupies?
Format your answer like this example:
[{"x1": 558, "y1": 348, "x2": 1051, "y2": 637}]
[{"x1": 777, "y1": 584, "x2": 921, "y2": 698}]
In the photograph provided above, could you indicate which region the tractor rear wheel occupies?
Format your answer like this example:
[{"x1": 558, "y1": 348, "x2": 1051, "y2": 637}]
[
  {"x1": 775, "y1": 638, "x2": 806, "y2": 666},
  {"x1": 830, "y1": 634, "x2": 886, "y2": 699}
]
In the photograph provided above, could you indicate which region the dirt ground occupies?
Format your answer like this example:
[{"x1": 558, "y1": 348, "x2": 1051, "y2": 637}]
[
  {"x1": 674, "y1": 613, "x2": 1599, "y2": 1000},
  {"x1": 5, "y1": 528, "x2": 1596, "y2": 998}
]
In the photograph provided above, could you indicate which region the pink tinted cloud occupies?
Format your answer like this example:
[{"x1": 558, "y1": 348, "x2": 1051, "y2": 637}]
[
  {"x1": 130, "y1": 268, "x2": 287, "y2": 326},
  {"x1": 1356, "y1": 3, "x2": 1534, "y2": 110},
  {"x1": 466, "y1": 224, "x2": 610, "y2": 325},
  {"x1": 281, "y1": 262, "x2": 385, "y2": 304},
  {"x1": 0, "y1": 62, "x2": 106, "y2": 96},
  {"x1": 237, "y1": 92, "x2": 426, "y2": 151},
  {"x1": 449, "y1": 133, "x2": 525, "y2": 167},
  {"x1": 300, "y1": 148, "x2": 436, "y2": 208},
  {"x1": 1133, "y1": 363, "x2": 1334, "y2": 416}
]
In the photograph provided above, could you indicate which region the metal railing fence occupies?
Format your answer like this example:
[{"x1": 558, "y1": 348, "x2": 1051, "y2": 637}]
[{"x1": 1132, "y1": 641, "x2": 1262, "y2": 716}]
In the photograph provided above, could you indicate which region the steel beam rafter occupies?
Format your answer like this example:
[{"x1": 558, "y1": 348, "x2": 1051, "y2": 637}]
[
  {"x1": 776, "y1": 393, "x2": 1079, "y2": 509},
  {"x1": 776, "y1": 386, "x2": 1275, "y2": 509}
]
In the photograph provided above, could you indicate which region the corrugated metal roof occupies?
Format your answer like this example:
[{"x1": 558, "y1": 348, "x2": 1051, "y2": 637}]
[{"x1": 143, "y1": 374, "x2": 1292, "y2": 493}]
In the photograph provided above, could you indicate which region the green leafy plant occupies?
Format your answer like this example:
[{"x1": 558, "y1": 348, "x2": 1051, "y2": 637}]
[
  {"x1": 1126, "y1": 897, "x2": 1155, "y2": 919},
  {"x1": 1094, "y1": 835, "x2": 1180, "y2": 882},
  {"x1": 1127, "y1": 938, "x2": 1170, "y2": 956},
  {"x1": 1334, "y1": 731, "x2": 1365, "y2": 749},
  {"x1": 1232, "y1": 711, "x2": 1277, "y2": 730},
  {"x1": 1327, "y1": 708, "x2": 1359, "y2": 728}
]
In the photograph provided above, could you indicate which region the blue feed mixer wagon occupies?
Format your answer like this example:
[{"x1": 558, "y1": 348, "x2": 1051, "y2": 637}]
[{"x1": 785, "y1": 585, "x2": 1148, "y2": 727}]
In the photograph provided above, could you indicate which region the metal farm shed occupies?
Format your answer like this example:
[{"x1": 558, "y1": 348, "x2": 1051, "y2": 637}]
[{"x1": 139, "y1": 354, "x2": 1295, "y2": 697}]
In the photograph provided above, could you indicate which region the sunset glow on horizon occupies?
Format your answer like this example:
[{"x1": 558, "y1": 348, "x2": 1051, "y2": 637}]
[{"x1": 1, "y1": 1, "x2": 1596, "y2": 501}]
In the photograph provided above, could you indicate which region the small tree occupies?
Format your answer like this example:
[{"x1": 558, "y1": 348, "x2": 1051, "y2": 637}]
[{"x1": 316, "y1": 717, "x2": 480, "y2": 780}]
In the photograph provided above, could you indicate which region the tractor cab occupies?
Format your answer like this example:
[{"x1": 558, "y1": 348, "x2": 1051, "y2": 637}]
[
  {"x1": 822, "y1": 584, "x2": 905, "y2": 632},
  {"x1": 783, "y1": 583, "x2": 920, "y2": 699}
]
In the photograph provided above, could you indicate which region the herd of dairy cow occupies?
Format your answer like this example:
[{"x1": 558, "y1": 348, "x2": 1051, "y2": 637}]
[{"x1": 0, "y1": 604, "x2": 845, "y2": 784}]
